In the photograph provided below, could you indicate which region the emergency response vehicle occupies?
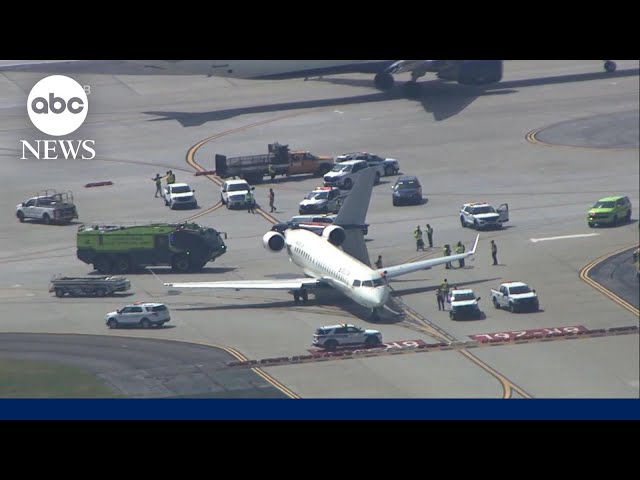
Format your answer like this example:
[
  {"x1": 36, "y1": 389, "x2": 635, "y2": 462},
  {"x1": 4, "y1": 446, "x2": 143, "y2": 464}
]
[
  {"x1": 77, "y1": 222, "x2": 227, "y2": 274},
  {"x1": 460, "y1": 202, "x2": 509, "y2": 230},
  {"x1": 298, "y1": 186, "x2": 347, "y2": 214},
  {"x1": 312, "y1": 324, "x2": 383, "y2": 351}
]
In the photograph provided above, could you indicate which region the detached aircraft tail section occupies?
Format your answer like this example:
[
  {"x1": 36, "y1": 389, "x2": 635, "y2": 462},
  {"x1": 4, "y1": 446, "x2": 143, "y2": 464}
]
[{"x1": 333, "y1": 167, "x2": 376, "y2": 266}]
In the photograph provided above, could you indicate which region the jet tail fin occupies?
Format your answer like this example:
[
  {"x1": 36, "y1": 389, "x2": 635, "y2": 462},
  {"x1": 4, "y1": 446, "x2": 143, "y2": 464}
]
[{"x1": 333, "y1": 168, "x2": 376, "y2": 266}]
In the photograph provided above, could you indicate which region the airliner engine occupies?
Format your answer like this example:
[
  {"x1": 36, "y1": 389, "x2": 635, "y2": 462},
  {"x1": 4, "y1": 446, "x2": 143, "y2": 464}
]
[
  {"x1": 262, "y1": 231, "x2": 285, "y2": 252},
  {"x1": 321, "y1": 225, "x2": 346, "y2": 247}
]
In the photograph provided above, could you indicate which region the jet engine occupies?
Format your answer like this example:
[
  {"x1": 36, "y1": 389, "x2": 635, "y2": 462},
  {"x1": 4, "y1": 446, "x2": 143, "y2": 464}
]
[
  {"x1": 438, "y1": 60, "x2": 503, "y2": 85},
  {"x1": 321, "y1": 225, "x2": 346, "y2": 247},
  {"x1": 262, "y1": 231, "x2": 285, "y2": 252}
]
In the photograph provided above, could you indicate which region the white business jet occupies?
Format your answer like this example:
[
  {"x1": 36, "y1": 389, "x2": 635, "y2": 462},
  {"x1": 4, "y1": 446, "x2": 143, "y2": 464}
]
[{"x1": 165, "y1": 167, "x2": 479, "y2": 319}]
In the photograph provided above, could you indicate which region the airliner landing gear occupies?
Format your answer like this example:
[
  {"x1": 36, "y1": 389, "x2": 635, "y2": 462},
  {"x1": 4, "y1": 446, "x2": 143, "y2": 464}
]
[
  {"x1": 374, "y1": 72, "x2": 395, "y2": 91},
  {"x1": 402, "y1": 81, "x2": 422, "y2": 98},
  {"x1": 604, "y1": 60, "x2": 617, "y2": 72},
  {"x1": 371, "y1": 307, "x2": 381, "y2": 321},
  {"x1": 293, "y1": 288, "x2": 309, "y2": 304}
]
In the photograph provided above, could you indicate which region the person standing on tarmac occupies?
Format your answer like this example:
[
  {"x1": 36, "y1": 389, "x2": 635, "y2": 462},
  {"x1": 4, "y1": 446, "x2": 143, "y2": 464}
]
[
  {"x1": 425, "y1": 224, "x2": 434, "y2": 248},
  {"x1": 152, "y1": 173, "x2": 163, "y2": 198},
  {"x1": 443, "y1": 244, "x2": 452, "y2": 269},
  {"x1": 455, "y1": 241, "x2": 466, "y2": 268},
  {"x1": 268, "y1": 188, "x2": 276, "y2": 213},
  {"x1": 268, "y1": 164, "x2": 276, "y2": 182},
  {"x1": 375, "y1": 255, "x2": 383, "y2": 269},
  {"x1": 246, "y1": 190, "x2": 256, "y2": 214},
  {"x1": 436, "y1": 288, "x2": 446, "y2": 311},
  {"x1": 413, "y1": 226, "x2": 425, "y2": 251},
  {"x1": 440, "y1": 279, "x2": 450, "y2": 305},
  {"x1": 491, "y1": 240, "x2": 498, "y2": 265}
]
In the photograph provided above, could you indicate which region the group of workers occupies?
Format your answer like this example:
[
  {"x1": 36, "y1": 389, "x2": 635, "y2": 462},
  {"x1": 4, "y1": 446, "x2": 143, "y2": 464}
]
[
  {"x1": 412, "y1": 224, "x2": 499, "y2": 267},
  {"x1": 151, "y1": 171, "x2": 176, "y2": 198},
  {"x1": 412, "y1": 224, "x2": 434, "y2": 251},
  {"x1": 436, "y1": 278, "x2": 458, "y2": 311},
  {"x1": 151, "y1": 171, "x2": 277, "y2": 214},
  {"x1": 245, "y1": 188, "x2": 276, "y2": 214}
]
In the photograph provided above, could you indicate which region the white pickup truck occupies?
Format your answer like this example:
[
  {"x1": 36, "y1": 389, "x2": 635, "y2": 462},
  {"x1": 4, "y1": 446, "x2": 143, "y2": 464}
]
[
  {"x1": 490, "y1": 282, "x2": 540, "y2": 313},
  {"x1": 163, "y1": 183, "x2": 198, "y2": 210},
  {"x1": 16, "y1": 190, "x2": 78, "y2": 225}
]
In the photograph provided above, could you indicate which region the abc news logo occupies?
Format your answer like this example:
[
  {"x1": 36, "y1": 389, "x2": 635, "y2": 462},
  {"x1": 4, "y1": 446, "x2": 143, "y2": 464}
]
[{"x1": 21, "y1": 75, "x2": 95, "y2": 160}]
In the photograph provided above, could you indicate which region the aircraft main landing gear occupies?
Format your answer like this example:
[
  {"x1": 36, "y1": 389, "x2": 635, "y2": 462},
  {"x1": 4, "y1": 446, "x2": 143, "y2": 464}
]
[
  {"x1": 604, "y1": 60, "x2": 617, "y2": 72},
  {"x1": 293, "y1": 288, "x2": 309, "y2": 304},
  {"x1": 402, "y1": 81, "x2": 422, "y2": 98},
  {"x1": 374, "y1": 72, "x2": 395, "y2": 91}
]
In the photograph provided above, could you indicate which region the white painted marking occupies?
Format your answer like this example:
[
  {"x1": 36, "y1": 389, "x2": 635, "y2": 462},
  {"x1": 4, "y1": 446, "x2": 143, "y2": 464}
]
[
  {"x1": 334, "y1": 110, "x2": 343, "y2": 114},
  {"x1": 530, "y1": 233, "x2": 600, "y2": 243},
  {"x1": 12, "y1": 284, "x2": 22, "y2": 288}
]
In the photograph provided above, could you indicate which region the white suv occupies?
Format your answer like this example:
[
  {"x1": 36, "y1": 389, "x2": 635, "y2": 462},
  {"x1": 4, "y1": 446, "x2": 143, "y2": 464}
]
[
  {"x1": 460, "y1": 202, "x2": 509, "y2": 230},
  {"x1": 105, "y1": 302, "x2": 171, "y2": 329},
  {"x1": 221, "y1": 179, "x2": 254, "y2": 209},
  {"x1": 312, "y1": 324, "x2": 383, "y2": 350},
  {"x1": 323, "y1": 160, "x2": 374, "y2": 190}
]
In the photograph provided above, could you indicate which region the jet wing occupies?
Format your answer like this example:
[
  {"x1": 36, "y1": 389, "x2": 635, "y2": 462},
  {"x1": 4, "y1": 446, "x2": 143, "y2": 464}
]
[
  {"x1": 165, "y1": 278, "x2": 321, "y2": 291},
  {"x1": 377, "y1": 235, "x2": 479, "y2": 280}
]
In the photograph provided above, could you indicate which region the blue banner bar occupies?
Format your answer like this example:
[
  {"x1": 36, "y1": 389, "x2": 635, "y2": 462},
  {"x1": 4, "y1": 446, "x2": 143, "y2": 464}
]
[{"x1": 2, "y1": 399, "x2": 639, "y2": 420}]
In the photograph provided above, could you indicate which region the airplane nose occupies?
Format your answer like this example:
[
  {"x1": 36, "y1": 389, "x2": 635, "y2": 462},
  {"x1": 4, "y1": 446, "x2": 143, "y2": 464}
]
[{"x1": 374, "y1": 286, "x2": 390, "y2": 307}]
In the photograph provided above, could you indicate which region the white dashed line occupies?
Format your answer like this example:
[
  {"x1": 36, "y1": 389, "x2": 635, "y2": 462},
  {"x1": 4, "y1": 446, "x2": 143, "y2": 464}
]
[{"x1": 530, "y1": 233, "x2": 600, "y2": 243}]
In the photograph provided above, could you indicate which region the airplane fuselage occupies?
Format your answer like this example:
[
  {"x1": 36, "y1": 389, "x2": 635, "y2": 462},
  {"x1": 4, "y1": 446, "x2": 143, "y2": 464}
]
[{"x1": 284, "y1": 228, "x2": 390, "y2": 309}]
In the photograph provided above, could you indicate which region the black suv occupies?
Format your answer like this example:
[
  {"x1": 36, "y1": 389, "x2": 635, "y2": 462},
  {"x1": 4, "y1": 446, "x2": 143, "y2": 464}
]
[{"x1": 392, "y1": 176, "x2": 423, "y2": 206}]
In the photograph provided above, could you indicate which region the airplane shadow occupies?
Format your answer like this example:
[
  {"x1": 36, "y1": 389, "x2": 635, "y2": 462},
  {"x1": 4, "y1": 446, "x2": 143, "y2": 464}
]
[
  {"x1": 142, "y1": 65, "x2": 637, "y2": 125},
  {"x1": 389, "y1": 277, "x2": 502, "y2": 297}
]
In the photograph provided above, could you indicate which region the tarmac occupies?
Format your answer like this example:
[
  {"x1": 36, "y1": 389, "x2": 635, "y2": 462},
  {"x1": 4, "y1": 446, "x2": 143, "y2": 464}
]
[{"x1": 0, "y1": 60, "x2": 638, "y2": 399}]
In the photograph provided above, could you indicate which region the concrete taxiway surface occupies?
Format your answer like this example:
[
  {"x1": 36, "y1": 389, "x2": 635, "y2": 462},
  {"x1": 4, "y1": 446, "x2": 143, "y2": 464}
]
[
  {"x1": 0, "y1": 333, "x2": 287, "y2": 398},
  {"x1": 0, "y1": 60, "x2": 638, "y2": 398}
]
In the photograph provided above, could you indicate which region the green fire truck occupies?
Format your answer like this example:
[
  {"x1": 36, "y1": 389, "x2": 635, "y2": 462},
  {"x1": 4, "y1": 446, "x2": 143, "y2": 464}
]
[{"x1": 77, "y1": 222, "x2": 227, "y2": 274}]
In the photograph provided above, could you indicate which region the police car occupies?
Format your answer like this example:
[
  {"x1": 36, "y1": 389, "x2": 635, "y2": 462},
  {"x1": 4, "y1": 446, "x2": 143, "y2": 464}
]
[
  {"x1": 312, "y1": 324, "x2": 383, "y2": 351},
  {"x1": 105, "y1": 302, "x2": 171, "y2": 329},
  {"x1": 271, "y1": 214, "x2": 369, "y2": 236},
  {"x1": 459, "y1": 202, "x2": 509, "y2": 230},
  {"x1": 298, "y1": 186, "x2": 346, "y2": 214}
]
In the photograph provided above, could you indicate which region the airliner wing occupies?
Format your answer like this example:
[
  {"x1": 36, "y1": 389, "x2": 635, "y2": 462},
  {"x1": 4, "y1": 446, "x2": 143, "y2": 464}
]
[
  {"x1": 378, "y1": 235, "x2": 479, "y2": 279},
  {"x1": 165, "y1": 278, "x2": 321, "y2": 291}
]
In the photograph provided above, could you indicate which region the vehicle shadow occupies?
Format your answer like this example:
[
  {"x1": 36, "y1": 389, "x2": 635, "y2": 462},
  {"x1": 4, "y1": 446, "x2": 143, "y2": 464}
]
[
  {"x1": 111, "y1": 324, "x2": 177, "y2": 330},
  {"x1": 87, "y1": 267, "x2": 238, "y2": 276}
]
